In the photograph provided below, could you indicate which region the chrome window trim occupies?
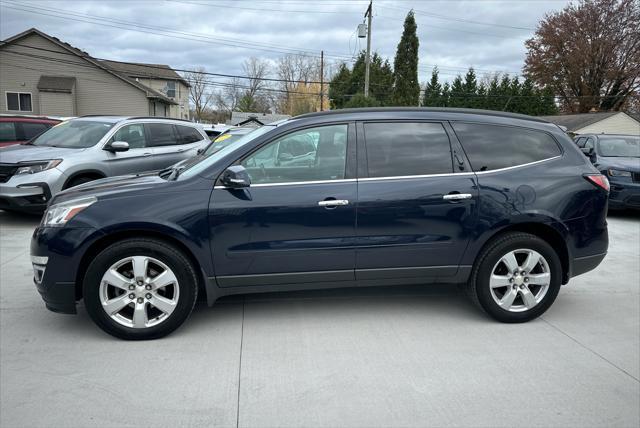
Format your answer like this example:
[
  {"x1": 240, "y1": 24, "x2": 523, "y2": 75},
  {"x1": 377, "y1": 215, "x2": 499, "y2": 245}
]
[
  {"x1": 213, "y1": 155, "x2": 562, "y2": 189},
  {"x1": 473, "y1": 155, "x2": 561, "y2": 175}
]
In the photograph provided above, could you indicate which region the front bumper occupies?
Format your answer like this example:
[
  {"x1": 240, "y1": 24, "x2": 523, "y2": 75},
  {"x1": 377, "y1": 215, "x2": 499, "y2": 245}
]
[
  {"x1": 30, "y1": 225, "x2": 103, "y2": 314},
  {"x1": 0, "y1": 168, "x2": 64, "y2": 213},
  {"x1": 608, "y1": 179, "x2": 640, "y2": 210}
]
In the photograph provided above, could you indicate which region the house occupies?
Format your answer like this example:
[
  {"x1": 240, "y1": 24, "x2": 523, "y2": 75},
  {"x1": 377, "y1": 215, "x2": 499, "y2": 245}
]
[
  {"x1": 0, "y1": 28, "x2": 185, "y2": 118},
  {"x1": 100, "y1": 60, "x2": 190, "y2": 119},
  {"x1": 227, "y1": 111, "x2": 291, "y2": 127},
  {"x1": 539, "y1": 111, "x2": 640, "y2": 136}
]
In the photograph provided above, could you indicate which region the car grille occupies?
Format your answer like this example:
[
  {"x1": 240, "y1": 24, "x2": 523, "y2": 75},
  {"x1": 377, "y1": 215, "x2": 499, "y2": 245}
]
[
  {"x1": 0, "y1": 163, "x2": 18, "y2": 183},
  {"x1": 632, "y1": 172, "x2": 640, "y2": 183}
]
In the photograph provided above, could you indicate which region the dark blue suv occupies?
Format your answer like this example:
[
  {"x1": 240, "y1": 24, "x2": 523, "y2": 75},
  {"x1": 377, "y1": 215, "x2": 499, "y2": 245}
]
[{"x1": 31, "y1": 108, "x2": 610, "y2": 340}]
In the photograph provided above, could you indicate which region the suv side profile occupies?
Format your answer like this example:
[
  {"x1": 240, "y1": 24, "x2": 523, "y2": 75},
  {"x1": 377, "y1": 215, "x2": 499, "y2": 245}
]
[
  {"x1": 30, "y1": 108, "x2": 609, "y2": 340},
  {"x1": 0, "y1": 116, "x2": 208, "y2": 213}
]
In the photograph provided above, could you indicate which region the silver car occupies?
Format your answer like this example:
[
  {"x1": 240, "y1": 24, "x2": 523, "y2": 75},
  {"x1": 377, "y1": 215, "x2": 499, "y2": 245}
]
[{"x1": 0, "y1": 116, "x2": 209, "y2": 213}]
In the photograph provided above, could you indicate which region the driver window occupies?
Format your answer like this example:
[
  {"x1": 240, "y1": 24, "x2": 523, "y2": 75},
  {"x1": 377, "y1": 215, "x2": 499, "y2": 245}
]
[
  {"x1": 110, "y1": 124, "x2": 147, "y2": 149},
  {"x1": 584, "y1": 138, "x2": 595, "y2": 150},
  {"x1": 241, "y1": 124, "x2": 347, "y2": 185}
]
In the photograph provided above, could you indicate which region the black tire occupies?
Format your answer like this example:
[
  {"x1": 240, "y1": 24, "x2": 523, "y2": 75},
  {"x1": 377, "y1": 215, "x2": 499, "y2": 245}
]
[
  {"x1": 466, "y1": 232, "x2": 562, "y2": 323},
  {"x1": 83, "y1": 238, "x2": 198, "y2": 340},
  {"x1": 64, "y1": 175, "x2": 97, "y2": 190}
]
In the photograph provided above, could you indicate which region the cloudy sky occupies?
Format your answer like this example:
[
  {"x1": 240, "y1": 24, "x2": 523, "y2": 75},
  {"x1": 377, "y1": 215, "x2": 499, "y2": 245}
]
[{"x1": 0, "y1": 0, "x2": 572, "y2": 84}]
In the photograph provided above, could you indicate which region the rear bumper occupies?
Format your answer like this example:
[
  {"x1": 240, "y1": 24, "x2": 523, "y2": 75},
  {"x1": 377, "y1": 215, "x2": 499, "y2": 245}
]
[{"x1": 571, "y1": 252, "x2": 607, "y2": 278}]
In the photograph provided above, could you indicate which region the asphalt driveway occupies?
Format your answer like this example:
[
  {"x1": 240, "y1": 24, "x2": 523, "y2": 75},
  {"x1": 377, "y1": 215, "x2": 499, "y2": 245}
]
[{"x1": 0, "y1": 210, "x2": 638, "y2": 428}]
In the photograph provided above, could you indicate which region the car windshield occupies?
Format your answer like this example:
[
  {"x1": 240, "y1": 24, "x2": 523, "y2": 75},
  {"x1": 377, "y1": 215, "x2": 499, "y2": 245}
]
[
  {"x1": 202, "y1": 131, "x2": 252, "y2": 156},
  {"x1": 29, "y1": 120, "x2": 114, "y2": 148},
  {"x1": 178, "y1": 125, "x2": 276, "y2": 179},
  {"x1": 597, "y1": 136, "x2": 640, "y2": 157}
]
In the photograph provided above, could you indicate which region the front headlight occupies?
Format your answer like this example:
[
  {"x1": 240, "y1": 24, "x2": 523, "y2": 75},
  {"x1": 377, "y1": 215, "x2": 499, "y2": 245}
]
[
  {"x1": 16, "y1": 160, "x2": 62, "y2": 175},
  {"x1": 608, "y1": 169, "x2": 632, "y2": 177},
  {"x1": 42, "y1": 197, "x2": 97, "y2": 227}
]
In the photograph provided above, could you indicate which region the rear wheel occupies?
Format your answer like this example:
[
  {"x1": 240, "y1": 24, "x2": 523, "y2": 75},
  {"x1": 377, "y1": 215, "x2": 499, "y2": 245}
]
[
  {"x1": 83, "y1": 239, "x2": 198, "y2": 340},
  {"x1": 467, "y1": 232, "x2": 562, "y2": 323}
]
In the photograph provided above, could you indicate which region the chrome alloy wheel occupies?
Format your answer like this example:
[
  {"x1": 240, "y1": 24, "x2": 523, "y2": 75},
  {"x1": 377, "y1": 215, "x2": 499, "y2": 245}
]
[
  {"x1": 99, "y1": 256, "x2": 180, "y2": 328},
  {"x1": 489, "y1": 249, "x2": 551, "y2": 313}
]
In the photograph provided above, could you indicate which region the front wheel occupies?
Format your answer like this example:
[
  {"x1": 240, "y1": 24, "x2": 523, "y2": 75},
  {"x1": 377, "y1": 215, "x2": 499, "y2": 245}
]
[
  {"x1": 467, "y1": 232, "x2": 562, "y2": 323},
  {"x1": 83, "y1": 239, "x2": 198, "y2": 340}
]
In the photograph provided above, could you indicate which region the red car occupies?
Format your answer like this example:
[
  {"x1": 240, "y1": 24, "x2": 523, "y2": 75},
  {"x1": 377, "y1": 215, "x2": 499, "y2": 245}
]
[{"x1": 0, "y1": 115, "x2": 62, "y2": 148}]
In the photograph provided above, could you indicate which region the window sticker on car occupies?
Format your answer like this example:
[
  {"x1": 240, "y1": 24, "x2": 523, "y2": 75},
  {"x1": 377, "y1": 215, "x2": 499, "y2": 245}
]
[{"x1": 214, "y1": 134, "x2": 232, "y2": 143}]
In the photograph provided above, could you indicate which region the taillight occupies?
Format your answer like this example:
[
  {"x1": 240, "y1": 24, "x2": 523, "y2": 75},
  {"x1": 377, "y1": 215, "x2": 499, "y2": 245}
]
[{"x1": 584, "y1": 174, "x2": 610, "y2": 192}]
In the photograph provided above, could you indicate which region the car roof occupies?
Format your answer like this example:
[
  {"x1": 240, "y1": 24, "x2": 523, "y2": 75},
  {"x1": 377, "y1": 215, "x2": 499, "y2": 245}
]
[
  {"x1": 72, "y1": 115, "x2": 202, "y2": 126},
  {"x1": 0, "y1": 114, "x2": 61, "y2": 123}
]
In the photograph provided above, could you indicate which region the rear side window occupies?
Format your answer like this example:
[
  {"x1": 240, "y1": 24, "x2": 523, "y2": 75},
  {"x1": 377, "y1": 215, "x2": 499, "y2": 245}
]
[
  {"x1": 452, "y1": 123, "x2": 561, "y2": 172},
  {"x1": 0, "y1": 122, "x2": 17, "y2": 142},
  {"x1": 363, "y1": 122, "x2": 453, "y2": 177},
  {"x1": 176, "y1": 125, "x2": 203, "y2": 144},
  {"x1": 146, "y1": 123, "x2": 178, "y2": 146},
  {"x1": 22, "y1": 122, "x2": 49, "y2": 140}
]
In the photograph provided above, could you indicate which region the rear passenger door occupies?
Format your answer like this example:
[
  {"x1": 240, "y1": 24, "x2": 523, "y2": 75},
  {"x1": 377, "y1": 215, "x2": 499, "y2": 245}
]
[
  {"x1": 147, "y1": 124, "x2": 205, "y2": 169},
  {"x1": 355, "y1": 121, "x2": 478, "y2": 282},
  {"x1": 104, "y1": 123, "x2": 156, "y2": 176}
]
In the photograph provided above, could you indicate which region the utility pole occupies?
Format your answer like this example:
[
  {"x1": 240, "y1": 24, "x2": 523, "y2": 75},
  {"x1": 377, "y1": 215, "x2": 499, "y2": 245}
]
[
  {"x1": 320, "y1": 50, "x2": 324, "y2": 111},
  {"x1": 364, "y1": 0, "x2": 372, "y2": 98}
]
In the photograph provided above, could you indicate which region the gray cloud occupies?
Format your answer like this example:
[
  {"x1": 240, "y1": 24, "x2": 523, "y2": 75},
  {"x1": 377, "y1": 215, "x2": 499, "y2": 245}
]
[{"x1": 0, "y1": 0, "x2": 571, "y2": 83}]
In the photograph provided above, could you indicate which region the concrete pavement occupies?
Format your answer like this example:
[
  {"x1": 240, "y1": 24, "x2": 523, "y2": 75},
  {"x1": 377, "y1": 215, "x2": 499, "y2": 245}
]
[{"x1": 0, "y1": 210, "x2": 638, "y2": 427}]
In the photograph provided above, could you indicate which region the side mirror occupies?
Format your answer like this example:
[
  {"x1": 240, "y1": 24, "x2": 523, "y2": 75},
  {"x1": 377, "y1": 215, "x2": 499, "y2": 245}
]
[
  {"x1": 197, "y1": 148, "x2": 204, "y2": 155},
  {"x1": 105, "y1": 141, "x2": 130, "y2": 153},
  {"x1": 580, "y1": 147, "x2": 594, "y2": 156},
  {"x1": 220, "y1": 165, "x2": 251, "y2": 188}
]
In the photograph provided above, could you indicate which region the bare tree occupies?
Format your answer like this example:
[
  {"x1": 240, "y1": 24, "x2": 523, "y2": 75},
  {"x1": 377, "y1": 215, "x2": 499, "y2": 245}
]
[
  {"x1": 236, "y1": 57, "x2": 271, "y2": 113},
  {"x1": 276, "y1": 54, "x2": 321, "y2": 114},
  {"x1": 184, "y1": 67, "x2": 214, "y2": 120},
  {"x1": 214, "y1": 77, "x2": 243, "y2": 113},
  {"x1": 524, "y1": 0, "x2": 640, "y2": 112}
]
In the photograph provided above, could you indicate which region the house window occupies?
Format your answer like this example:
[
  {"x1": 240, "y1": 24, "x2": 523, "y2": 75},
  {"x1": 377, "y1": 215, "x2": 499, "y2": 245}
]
[
  {"x1": 166, "y1": 81, "x2": 176, "y2": 98},
  {"x1": 6, "y1": 92, "x2": 32, "y2": 112}
]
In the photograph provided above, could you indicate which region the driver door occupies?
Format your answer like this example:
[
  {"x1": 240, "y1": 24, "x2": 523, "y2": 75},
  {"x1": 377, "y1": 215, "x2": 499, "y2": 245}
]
[
  {"x1": 104, "y1": 123, "x2": 156, "y2": 176},
  {"x1": 209, "y1": 123, "x2": 357, "y2": 288}
]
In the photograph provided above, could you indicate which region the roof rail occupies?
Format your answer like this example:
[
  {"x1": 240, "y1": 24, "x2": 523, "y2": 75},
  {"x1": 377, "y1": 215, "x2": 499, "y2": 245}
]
[
  {"x1": 126, "y1": 116, "x2": 194, "y2": 123},
  {"x1": 295, "y1": 107, "x2": 549, "y2": 124}
]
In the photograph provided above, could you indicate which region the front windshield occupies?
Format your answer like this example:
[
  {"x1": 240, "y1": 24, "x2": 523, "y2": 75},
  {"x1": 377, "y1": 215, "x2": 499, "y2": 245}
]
[
  {"x1": 202, "y1": 131, "x2": 250, "y2": 156},
  {"x1": 30, "y1": 120, "x2": 114, "y2": 148},
  {"x1": 597, "y1": 136, "x2": 640, "y2": 157},
  {"x1": 179, "y1": 125, "x2": 276, "y2": 179}
]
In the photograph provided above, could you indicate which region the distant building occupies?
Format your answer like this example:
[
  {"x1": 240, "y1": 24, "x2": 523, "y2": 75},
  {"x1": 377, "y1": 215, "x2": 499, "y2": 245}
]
[
  {"x1": 540, "y1": 112, "x2": 640, "y2": 135},
  {"x1": 228, "y1": 111, "x2": 291, "y2": 127},
  {"x1": 0, "y1": 28, "x2": 188, "y2": 118}
]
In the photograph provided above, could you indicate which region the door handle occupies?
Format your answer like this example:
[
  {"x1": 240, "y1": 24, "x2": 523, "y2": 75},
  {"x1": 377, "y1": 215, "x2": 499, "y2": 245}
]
[
  {"x1": 443, "y1": 193, "x2": 472, "y2": 201},
  {"x1": 318, "y1": 199, "x2": 349, "y2": 207}
]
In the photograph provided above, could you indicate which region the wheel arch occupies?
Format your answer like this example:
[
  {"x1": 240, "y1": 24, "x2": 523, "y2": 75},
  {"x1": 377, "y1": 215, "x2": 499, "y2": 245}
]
[
  {"x1": 75, "y1": 229, "x2": 208, "y2": 302},
  {"x1": 474, "y1": 222, "x2": 571, "y2": 284},
  {"x1": 62, "y1": 169, "x2": 107, "y2": 190}
]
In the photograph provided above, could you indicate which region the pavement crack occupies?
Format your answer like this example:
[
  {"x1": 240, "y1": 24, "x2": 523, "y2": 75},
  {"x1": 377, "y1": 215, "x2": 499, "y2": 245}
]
[
  {"x1": 236, "y1": 297, "x2": 245, "y2": 428},
  {"x1": 542, "y1": 317, "x2": 639, "y2": 383}
]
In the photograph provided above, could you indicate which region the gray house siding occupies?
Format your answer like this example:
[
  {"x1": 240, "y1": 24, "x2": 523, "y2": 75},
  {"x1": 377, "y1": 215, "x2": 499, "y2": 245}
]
[
  {"x1": 0, "y1": 33, "x2": 150, "y2": 116},
  {"x1": 39, "y1": 91, "x2": 75, "y2": 116}
]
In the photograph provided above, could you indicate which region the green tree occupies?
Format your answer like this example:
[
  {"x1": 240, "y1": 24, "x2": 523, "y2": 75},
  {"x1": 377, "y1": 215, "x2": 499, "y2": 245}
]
[
  {"x1": 344, "y1": 93, "x2": 381, "y2": 108},
  {"x1": 449, "y1": 75, "x2": 465, "y2": 107},
  {"x1": 392, "y1": 11, "x2": 420, "y2": 106},
  {"x1": 421, "y1": 67, "x2": 442, "y2": 107},
  {"x1": 440, "y1": 82, "x2": 451, "y2": 107},
  {"x1": 463, "y1": 68, "x2": 479, "y2": 108},
  {"x1": 328, "y1": 63, "x2": 352, "y2": 109}
]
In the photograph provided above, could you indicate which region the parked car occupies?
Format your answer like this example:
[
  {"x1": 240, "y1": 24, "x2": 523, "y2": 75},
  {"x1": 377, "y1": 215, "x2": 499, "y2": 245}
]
[
  {"x1": 0, "y1": 116, "x2": 208, "y2": 213},
  {"x1": 0, "y1": 115, "x2": 61, "y2": 147},
  {"x1": 575, "y1": 134, "x2": 640, "y2": 210},
  {"x1": 31, "y1": 108, "x2": 609, "y2": 340},
  {"x1": 170, "y1": 126, "x2": 258, "y2": 173},
  {"x1": 201, "y1": 124, "x2": 231, "y2": 141}
]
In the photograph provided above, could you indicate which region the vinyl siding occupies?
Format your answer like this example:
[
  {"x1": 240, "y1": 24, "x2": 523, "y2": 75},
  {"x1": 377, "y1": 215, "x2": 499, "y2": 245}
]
[
  {"x1": 136, "y1": 77, "x2": 189, "y2": 119},
  {"x1": 0, "y1": 33, "x2": 151, "y2": 116},
  {"x1": 576, "y1": 112, "x2": 640, "y2": 135},
  {"x1": 39, "y1": 91, "x2": 75, "y2": 116}
]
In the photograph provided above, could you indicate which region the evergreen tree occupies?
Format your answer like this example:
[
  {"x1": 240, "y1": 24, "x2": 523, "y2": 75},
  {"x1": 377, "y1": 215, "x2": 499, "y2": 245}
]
[
  {"x1": 422, "y1": 67, "x2": 442, "y2": 107},
  {"x1": 449, "y1": 75, "x2": 465, "y2": 107},
  {"x1": 486, "y1": 74, "x2": 501, "y2": 110},
  {"x1": 328, "y1": 63, "x2": 352, "y2": 109},
  {"x1": 463, "y1": 68, "x2": 478, "y2": 108},
  {"x1": 392, "y1": 11, "x2": 420, "y2": 106},
  {"x1": 441, "y1": 82, "x2": 451, "y2": 107},
  {"x1": 344, "y1": 93, "x2": 381, "y2": 108}
]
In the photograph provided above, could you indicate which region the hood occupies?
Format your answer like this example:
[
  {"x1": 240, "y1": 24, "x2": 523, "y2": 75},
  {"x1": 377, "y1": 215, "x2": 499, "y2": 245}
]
[
  {"x1": 0, "y1": 144, "x2": 85, "y2": 163},
  {"x1": 52, "y1": 172, "x2": 167, "y2": 205},
  {"x1": 596, "y1": 156, "x2": 640, "y2": 173}
]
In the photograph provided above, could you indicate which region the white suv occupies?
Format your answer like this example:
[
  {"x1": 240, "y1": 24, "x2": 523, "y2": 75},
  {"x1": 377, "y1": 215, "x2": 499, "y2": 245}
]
[{"x1": 0, "y1": 116, "x2": 208, "y2": 213}]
